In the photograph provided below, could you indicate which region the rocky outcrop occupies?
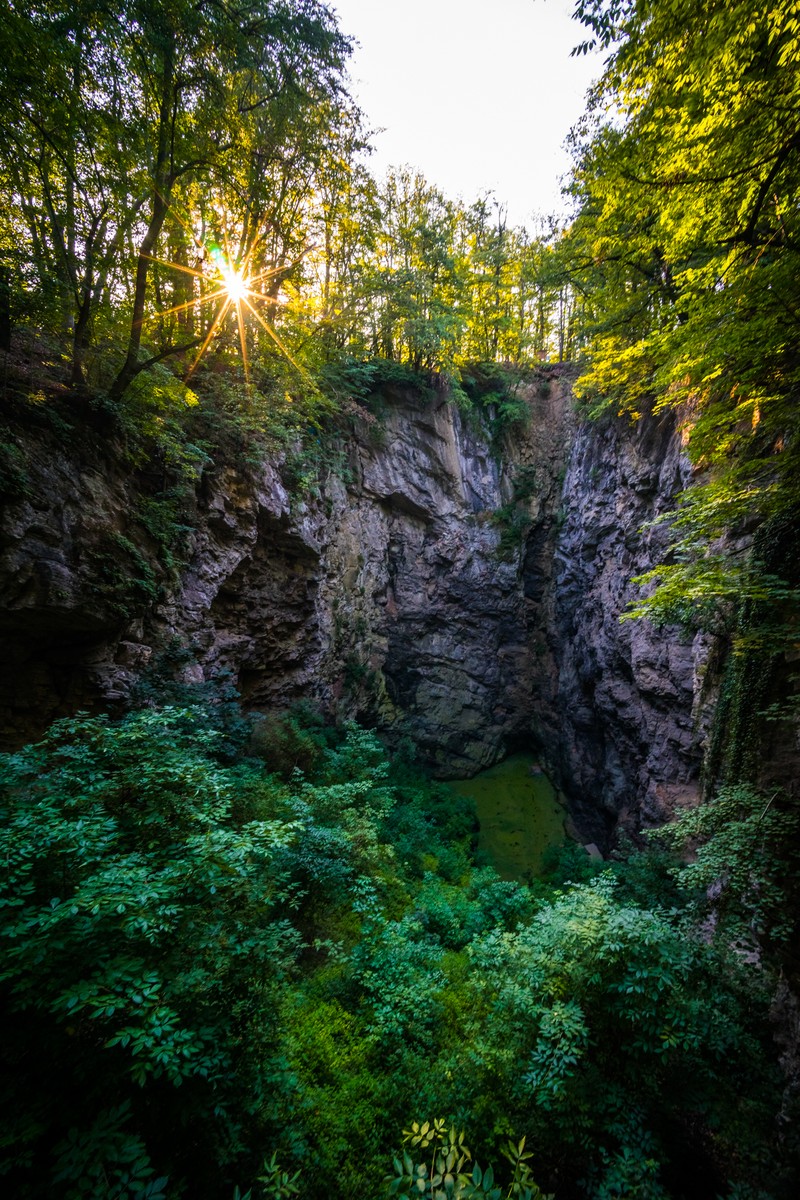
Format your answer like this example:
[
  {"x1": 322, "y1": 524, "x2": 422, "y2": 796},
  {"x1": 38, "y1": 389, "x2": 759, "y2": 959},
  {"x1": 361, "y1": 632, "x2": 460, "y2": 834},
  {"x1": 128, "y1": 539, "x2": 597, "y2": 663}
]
[
  {"x1": 326, "y1": 382, "x2": 573, "y2": 773},
  {"x1": 158, "y1": 381, "x2": 575, "y2": 775},
  {"x1": 0, "y1": 373, "x2": 715, "y2": 834},
  {"x1": 0, "y1": 428, "x2": 145, "y2": 747},
  {"x1": 530, "y1": 412, "x2": 713, "y2": 840},
  {"x1": 0, "y1": 381, "x2": 571, "y2": 776}
]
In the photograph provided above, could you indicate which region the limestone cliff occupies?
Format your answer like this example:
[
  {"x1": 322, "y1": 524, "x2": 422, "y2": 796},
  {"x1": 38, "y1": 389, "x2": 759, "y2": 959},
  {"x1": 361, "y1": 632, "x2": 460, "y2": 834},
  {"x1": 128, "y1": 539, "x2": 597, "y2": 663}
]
[
  {"x1": 155, "y1": 383, "x2": 569, "y2": 776},
  {"x1": 530, "y1": 413, "x2": 713, "y2": 839},
  {"x1": 0, "y1": 375, "x2": 714, "y2": 838}
]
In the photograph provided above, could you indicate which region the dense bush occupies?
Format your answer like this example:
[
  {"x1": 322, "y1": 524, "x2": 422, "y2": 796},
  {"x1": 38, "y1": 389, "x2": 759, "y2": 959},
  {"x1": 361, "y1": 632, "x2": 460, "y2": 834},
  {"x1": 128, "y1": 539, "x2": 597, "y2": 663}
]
[{"x1": 0, "y1": 704, "x2": 793, "y2": 1199}]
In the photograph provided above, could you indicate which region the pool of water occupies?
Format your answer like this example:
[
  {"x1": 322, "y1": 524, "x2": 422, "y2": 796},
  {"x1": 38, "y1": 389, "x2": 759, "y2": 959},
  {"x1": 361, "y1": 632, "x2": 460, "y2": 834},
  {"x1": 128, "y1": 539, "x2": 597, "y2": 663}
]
[{"x1": 445, "y1": 753, "x2": 567, "y2": 881}]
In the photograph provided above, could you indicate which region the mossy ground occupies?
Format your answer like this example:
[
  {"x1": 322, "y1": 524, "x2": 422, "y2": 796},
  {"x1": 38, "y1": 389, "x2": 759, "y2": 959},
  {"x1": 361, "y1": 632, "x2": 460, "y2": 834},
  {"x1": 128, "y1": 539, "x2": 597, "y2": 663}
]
[{"x1": 446, "y1": 753, "x2": 567, "y2": 881}]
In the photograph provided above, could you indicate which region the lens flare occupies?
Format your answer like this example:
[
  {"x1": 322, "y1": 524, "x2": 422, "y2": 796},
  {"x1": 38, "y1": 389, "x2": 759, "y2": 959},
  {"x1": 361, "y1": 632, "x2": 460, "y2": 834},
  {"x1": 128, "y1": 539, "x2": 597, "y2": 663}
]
[{"x1": 144, "y1": 216, "x2": 310, "y2": 386}]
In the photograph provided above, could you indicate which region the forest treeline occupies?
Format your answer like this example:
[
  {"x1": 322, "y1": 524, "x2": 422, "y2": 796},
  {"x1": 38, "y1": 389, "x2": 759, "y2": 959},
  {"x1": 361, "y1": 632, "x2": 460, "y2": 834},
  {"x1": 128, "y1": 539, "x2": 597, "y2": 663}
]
[{"x1": 0, "y1": 0, "x2": 576, "y2": 396}]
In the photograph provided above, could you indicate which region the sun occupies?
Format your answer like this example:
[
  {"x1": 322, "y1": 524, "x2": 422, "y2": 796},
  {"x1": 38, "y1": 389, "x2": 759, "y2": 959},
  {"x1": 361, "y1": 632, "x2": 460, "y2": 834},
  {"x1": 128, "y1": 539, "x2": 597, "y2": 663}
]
[
  {"x1": 220, "y1": 264, "x2": 249, "y2": 305},
  {"x1": 145, "y1": 226, "x2": 305, "y2": 385},
  {"x1": 209, "y1": 244, "x2": 251, "y2": 306}
]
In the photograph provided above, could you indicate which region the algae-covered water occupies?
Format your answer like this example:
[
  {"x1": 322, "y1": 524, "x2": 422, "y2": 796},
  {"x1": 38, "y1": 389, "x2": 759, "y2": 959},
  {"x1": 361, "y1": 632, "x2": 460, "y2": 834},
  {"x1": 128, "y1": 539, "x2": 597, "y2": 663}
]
[{"x1": 445, "y1": 754, "x2": 567, "y2": 881}]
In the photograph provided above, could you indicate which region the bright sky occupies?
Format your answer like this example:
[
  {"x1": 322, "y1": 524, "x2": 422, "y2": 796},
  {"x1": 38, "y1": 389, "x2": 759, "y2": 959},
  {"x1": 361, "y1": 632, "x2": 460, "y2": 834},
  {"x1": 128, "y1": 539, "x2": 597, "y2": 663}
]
[{"x1": 331, "y1": 0, "x2": 603, "y2": 228}]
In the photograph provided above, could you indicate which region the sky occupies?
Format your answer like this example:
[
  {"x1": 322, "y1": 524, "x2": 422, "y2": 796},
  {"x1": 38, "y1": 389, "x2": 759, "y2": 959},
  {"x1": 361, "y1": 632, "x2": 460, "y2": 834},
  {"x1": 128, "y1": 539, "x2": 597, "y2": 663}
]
[{"x1": 331, "y1": 0, "x2": 604, "y2": 228}]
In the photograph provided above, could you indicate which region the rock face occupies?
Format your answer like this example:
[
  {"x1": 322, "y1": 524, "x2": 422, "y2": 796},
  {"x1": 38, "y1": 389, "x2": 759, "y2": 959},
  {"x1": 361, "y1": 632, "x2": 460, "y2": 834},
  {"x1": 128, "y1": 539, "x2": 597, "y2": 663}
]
[
  {"x1": 0, "y1": 382, "x2": 569, "y2": 776},
  {"x1": 154, "y1": 380, "x2": 575, "y2": 776},
  {"x1": 0, "y1": 429, "x2": 144, "y2": 747},
  {"x1": 0, "y1": 375, "x2": 714, "y2": 835},
  {"x1": 529, "y1": 413, "x2": 712, "y2": 840}
]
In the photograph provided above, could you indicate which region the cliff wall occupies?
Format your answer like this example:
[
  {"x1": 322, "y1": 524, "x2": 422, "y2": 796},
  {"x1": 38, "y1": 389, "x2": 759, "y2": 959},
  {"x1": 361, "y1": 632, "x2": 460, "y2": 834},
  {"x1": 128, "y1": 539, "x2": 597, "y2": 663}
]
[
  {"x1": 0, "y1": 376, "x2": 712, "y2": 837},
  {"x1": 534, "y1": 413, "x2": 712, "y2": 838}
]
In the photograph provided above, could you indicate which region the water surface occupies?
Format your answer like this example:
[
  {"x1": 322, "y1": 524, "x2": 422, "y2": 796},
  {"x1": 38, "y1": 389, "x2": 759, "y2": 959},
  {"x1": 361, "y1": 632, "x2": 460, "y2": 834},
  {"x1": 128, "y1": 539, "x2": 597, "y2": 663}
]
[{"x1": 446, "y1": 753, "x2": 566, "y2": 881}]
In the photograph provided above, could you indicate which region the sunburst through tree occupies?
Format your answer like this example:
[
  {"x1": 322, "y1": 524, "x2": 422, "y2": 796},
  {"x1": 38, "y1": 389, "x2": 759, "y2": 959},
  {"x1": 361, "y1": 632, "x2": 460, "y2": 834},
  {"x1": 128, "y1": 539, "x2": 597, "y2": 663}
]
[{"x1": 145, "y1": 222, "x2": 306, "y2": 385}]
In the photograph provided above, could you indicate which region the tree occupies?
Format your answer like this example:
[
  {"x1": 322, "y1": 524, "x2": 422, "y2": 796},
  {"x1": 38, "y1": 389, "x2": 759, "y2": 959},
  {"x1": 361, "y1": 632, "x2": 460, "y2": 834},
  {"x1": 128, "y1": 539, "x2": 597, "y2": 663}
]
[
  {"x1": 0, "y1": 707, "x2": 305, "y2": 1195},
  {"x1": 0, "y1": 0, "x2": 351, "y2": 395},
  {"x1": 368, "y1": 169, "x2": 467, "y2": 370},
  {"x1": 0, "y1": 1, "x2": 143, "y2": 380},
  {"x1": 564, "y1": 0, "x2": 800, "y2": 631}
]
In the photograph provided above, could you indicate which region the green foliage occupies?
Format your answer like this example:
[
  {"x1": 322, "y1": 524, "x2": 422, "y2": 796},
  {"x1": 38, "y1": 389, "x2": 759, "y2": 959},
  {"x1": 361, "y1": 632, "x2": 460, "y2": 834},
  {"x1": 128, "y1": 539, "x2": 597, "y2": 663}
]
[
  {"x1": 458, "y1": 363, "x2": 530, "y2": 434},
  {"x1": 183, "y1": 371, "x2": 323, "y2": 464},
  {"x1": 461, "y1": 872, "x2": 782, "y2": 1194},
  {"x1": 256, "y1": 1152, "x2": 302, "y2": 1200},
  {"x1": 325, "y1": 357, "x2": 440, "y2": 403},
  {"x1": 0, "y1": 706, "x2": 480, "y2": 1195},
  {"x1": 249, "y1": 704, "x2": 336, "y2": 780},
  {"x1": 0, "y1": 706, "x2": 308, "y2": 1195},
  {"x1": 653, "y1": 784, "x2": 800, "y2": 944},
  {"x1": 386, "y1": 1121, "x2": 552, "y2": 1200},
  {"x1": 134, "y1": 493, "x2": 195, "y2": 576},
  {"x1": 113, "y1": 366, "x2": 202, "y2": 467},
  {"x1": 50, "y1": 1103, "x2": 169, "y2": 1200},
  {"x1": 490, "y1": 461, "x2": 545, "y2": 559},
  {"x1": 565, "y1": 0, "x2": 800, "y2": 659},
  {"x1": 0, "y1": 703, "x2": 792, "y2": 1198},
  {"x1": 491, "y1": 503, "x2": 534, "y2": 560}
]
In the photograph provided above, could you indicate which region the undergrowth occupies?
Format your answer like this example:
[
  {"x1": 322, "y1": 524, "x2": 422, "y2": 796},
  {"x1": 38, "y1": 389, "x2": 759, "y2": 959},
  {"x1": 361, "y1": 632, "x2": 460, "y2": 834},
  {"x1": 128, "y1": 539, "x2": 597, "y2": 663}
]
[{"x1": 1, "y1": 698, "x2": 795, "y2": 1200}]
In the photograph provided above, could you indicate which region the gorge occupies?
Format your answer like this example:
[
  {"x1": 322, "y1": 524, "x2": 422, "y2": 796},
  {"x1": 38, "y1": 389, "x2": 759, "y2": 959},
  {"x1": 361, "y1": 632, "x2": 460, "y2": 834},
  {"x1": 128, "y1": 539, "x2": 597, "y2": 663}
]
[
  {"x1": 0, "y1": 370, "x2": 716, "y2": 846},
  {"x1": 2, "y1": 0, "x2": 799, "y2": 1194},
  {"x1": 3, "y1": 365, "x2": 797, "y2": 1199}
]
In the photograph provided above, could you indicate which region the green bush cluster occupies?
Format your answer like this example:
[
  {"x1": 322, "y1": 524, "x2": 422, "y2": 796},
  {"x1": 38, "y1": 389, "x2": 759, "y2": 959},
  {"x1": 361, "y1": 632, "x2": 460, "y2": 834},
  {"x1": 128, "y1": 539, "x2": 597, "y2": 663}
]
[{"x1": 0, "y1": 703, "x2": 794, "y2": 1199}]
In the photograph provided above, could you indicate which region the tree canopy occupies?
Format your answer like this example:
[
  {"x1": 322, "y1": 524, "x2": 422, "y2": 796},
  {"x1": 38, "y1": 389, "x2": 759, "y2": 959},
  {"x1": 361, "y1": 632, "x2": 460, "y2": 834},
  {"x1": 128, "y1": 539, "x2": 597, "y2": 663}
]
[
  {"x1": 0, "y1": 1, "x2": 576, "y2": 402},
  {"x1": 563, "y1": 0, "x2": 800, "y2": 642},
  {"x1": 0, "y1": 0, "x2": 352, "y2": 392}
]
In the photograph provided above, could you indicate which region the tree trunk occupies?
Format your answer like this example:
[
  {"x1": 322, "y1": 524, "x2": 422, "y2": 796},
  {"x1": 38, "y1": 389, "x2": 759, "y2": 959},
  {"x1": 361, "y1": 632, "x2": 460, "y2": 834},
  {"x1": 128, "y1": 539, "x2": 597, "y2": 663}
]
[
  {"x1": 111, "y1": 41, "x2": 175, "y2": 401},
  {"x1": 0, "y1": 266, "x2": 11, "y2": 354}
]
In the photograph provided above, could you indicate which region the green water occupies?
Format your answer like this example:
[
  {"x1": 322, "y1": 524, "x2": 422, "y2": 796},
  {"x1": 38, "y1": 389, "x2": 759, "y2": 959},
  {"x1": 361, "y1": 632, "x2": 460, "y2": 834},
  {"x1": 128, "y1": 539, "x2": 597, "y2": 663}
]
[{"x1": 446, "y1": 753, "x2": 567, "y2": 881}]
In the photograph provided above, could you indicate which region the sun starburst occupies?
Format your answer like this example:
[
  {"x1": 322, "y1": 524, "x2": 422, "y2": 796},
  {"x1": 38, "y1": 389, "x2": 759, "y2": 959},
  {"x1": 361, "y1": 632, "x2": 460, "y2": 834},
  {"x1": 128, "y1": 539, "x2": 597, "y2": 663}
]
[
  {"x1": 220, "y1": 264, "x2": 249, "y2": 305},
  {"x1": 145, "y1": 218, "x2": 306, "y2": 385}
]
